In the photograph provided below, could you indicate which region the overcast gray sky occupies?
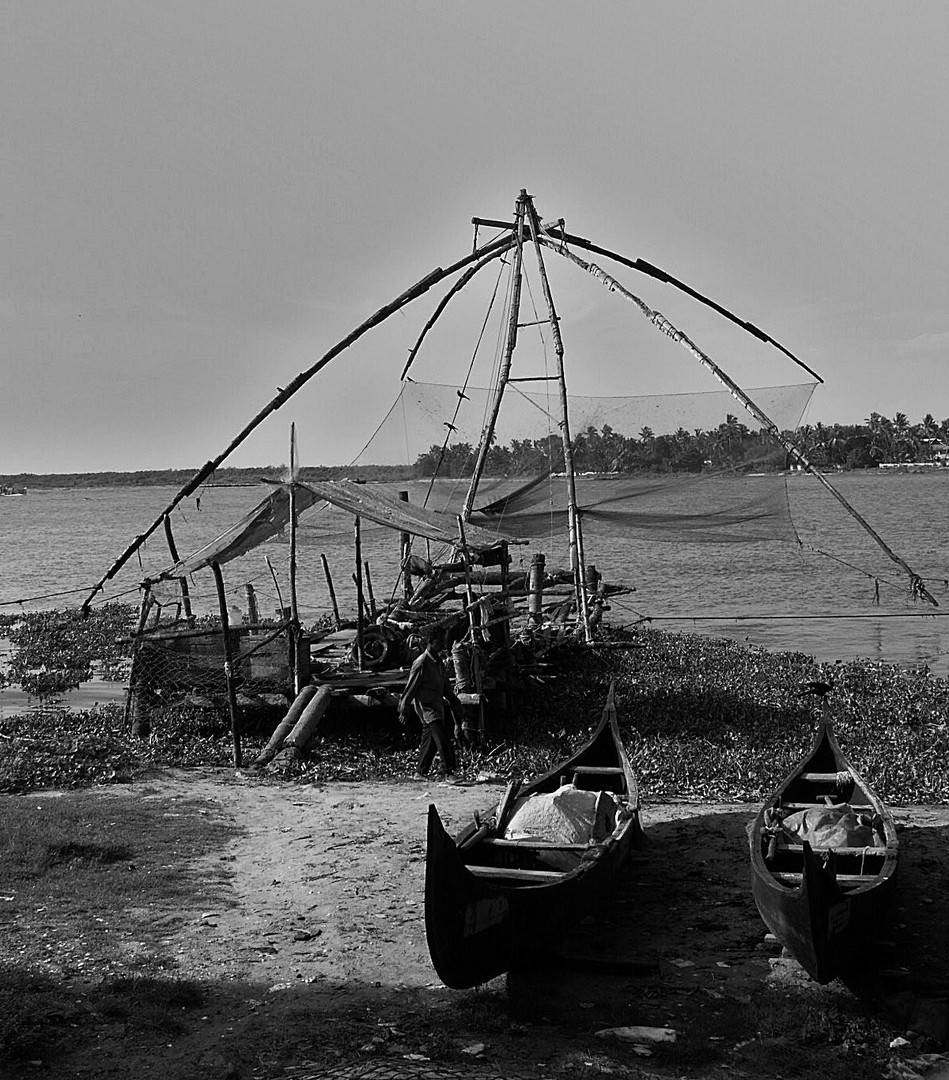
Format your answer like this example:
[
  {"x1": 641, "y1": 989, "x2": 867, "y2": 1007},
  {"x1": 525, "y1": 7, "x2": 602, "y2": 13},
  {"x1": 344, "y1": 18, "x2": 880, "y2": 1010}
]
[{"x1": 4, "y1": 1, "x2": 949, "y2": 473}]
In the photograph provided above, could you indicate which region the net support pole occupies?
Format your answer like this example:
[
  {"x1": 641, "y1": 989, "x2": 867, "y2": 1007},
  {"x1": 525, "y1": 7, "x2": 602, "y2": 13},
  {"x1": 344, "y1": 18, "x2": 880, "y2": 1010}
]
[
  {"x1": 288, "y1": 424, "x2": 301, "y2": 695},
  {"x1": 162, "y1": 514, "x2": 193, "y2": 623},
  {"x1": 543, "y1": 236, "x2": 938, "y2": 608},
  {"x1": 211, "y1": 561, "x2": 242, "y2": 768},
  {"x1": 462, "y1": 192, "x2": 528, "y2": 521},
  {"x1": 525, "y1": 196, "x2": 592, "y2": 640},
  {"x1": 321, "y1": 553, "x2": 342, "y2": 630},
  {"x1": 81, "y1": 232, "x2": 516, "y2": 614},
  {"x1": 354, "y1": 516, "x2": 365, "y2": 670}
]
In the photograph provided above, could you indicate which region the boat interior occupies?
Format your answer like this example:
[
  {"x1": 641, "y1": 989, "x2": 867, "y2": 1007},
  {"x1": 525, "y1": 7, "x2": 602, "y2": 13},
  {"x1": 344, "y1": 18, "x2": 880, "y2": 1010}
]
[
  {"x1": 759, "y1": 767, "x2": 889, "y2": 890},
  {"x1": 458, "y1": 766, "x2": 631, "y2": 884}
]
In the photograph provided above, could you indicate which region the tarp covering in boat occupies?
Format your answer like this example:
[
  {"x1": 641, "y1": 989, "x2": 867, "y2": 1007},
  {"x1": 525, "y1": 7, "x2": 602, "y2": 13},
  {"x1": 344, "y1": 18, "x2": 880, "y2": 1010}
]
[
  {"x1": 503, "y1": 784, "x2": 618, "y2": 844},
  {"x1": 779, "y1": 805, "x2": 885, "y2": 850}
]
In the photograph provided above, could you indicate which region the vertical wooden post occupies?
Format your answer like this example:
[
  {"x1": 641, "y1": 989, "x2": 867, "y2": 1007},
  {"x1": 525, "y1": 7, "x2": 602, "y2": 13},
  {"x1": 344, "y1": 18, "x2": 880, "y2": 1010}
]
[
  {"x1": 211, "y1": 561, "x2": 242, "y2": 768},
  {"x1": 363, "y1": 561, "x2": 376, "y2": 620},
  {"x1": 498, "y1": 541, "x2": 512, "y2": 715},
  {"x1": 456, "y1": 516, "x2": 478, "y2": 638},
  {"x1": 463, "y1": 194, "x2": 528, "y2": 521},
  {"x1": 126, "y1": 586, "x2": 154, "y2": 737},
  {"x1": 525, "y1": 195, "x2": 592, "y2": 641},
  {"x1": 162, "y1": 514, "x2": 194, "y2": 622},
  {"x1": 353, "y1": 516, "x2": 365, "y2": 670},
  {"x1": 321, "y1": 553, "x2": 342, "y2": 630},
  {"x1": 288, "y1": 424, "x2": 302, "y2": 696},
  {"x1": 399, "y1": 490, "x2": 413, "y2": 600},
  {"x1": 528, "y1": 552, "x2": 546, "y2": 625},
  {"x1": 244, "y1": 583, "x2": 260, "y2": 624}
]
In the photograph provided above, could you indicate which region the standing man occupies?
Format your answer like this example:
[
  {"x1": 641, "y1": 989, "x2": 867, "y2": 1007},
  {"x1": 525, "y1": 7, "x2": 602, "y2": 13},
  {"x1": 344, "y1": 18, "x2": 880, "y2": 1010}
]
[{"x1": 398, "y1": 625, "x2": 460, "y2": 784}]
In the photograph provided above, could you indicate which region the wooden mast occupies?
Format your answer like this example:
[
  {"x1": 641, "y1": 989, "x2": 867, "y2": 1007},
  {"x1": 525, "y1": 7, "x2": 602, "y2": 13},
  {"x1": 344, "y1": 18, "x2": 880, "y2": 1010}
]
[
  {"x1": 524, "y1": 196, "x2": 592, "y2": 640},
  {"x1": 462, "y1": 192, "x2": 528, "y2": 521},
  {"x1": 288, "y1": 423, "x2": 301, "y2": 694}
]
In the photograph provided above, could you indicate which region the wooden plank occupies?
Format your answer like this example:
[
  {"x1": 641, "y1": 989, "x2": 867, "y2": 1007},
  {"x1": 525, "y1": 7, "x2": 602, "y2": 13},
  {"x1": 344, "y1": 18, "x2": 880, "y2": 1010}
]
[
  {"x1": 777, "y1": 844, "x2": 886, "y2": 855},
  {"x1": 480, "y1": 838, "x2": 590, "y2": 851},
  {"x1": 573, "y1": 765, "x2": 625, "y2": 775},
  {"x1": 466, "y1": 865, "x2": 563, "y2": 882},
  {"x1": 773, "y1": 872, "x2": 882, "y2": 885}
]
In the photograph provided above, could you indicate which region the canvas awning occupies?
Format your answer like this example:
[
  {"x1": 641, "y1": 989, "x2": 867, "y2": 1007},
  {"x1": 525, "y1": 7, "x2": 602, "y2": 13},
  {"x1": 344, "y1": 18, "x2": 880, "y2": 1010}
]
[
  {"x1": 164, "y1": 483, "x2": 320, "y2": 577},
  {"x1": 300, "y1": 480, "x2": 519, "y2": 551}
]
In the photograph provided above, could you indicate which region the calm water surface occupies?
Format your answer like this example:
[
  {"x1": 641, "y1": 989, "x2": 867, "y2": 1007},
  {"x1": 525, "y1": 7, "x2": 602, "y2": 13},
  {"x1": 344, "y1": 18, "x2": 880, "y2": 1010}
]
[{"x1": 1, "y1": 472, "x2": 947, "y2": 677}]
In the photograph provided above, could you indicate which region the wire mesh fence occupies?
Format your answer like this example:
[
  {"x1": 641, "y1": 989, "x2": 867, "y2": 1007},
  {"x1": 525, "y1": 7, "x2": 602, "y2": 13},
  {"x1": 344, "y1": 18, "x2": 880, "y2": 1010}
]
[{"x1": 125, "y1": 614, "x2": 304, "y2": 734}]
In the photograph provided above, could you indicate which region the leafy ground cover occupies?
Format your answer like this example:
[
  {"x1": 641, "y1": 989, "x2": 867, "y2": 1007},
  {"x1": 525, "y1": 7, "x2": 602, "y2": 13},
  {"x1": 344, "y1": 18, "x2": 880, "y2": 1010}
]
[{"x1": 3, "y1": 625, "x2": 947, "y2": 805}]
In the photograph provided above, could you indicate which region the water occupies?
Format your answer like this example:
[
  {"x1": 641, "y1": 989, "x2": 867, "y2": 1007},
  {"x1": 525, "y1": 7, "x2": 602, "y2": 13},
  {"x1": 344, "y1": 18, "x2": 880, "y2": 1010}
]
[{"x1": 1, "y1": 471, "x2": 948, "y2": 677}]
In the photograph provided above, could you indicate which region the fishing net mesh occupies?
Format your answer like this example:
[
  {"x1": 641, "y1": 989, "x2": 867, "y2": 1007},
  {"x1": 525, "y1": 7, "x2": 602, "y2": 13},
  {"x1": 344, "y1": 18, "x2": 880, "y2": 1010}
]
[{"x1": 349, "y1": 378, "x2": 816, "y2": 548}]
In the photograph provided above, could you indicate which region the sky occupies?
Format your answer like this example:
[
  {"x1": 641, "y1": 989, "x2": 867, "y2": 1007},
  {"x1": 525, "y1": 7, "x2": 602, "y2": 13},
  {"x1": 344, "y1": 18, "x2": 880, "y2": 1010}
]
[{"x1": 4, "y1": 1, "x2": 949, "y2": 474}]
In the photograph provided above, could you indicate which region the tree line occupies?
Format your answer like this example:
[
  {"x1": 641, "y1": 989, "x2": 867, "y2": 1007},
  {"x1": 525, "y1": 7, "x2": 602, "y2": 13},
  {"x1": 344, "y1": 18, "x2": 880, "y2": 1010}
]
[
  {"x1": 411, "y1": 411, "x2": 949, "y2": 477},
  {"x1": 6, "y1": 411, "x2": 948, "y2": 489}
]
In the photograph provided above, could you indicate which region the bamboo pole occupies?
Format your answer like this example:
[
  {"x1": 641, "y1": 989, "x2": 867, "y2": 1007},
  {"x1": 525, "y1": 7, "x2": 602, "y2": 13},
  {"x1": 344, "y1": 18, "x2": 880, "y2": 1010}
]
[
  {"x1": 244, "y1": 583, "x2": 260, "y2": 623},
  {"x1": 265, "y1": 555, "x2": 285, "y2": 618},
  {"x1": 528, "y1": 552, "x2": 546, "y2": 626},
  {"x1": 544, "y1": 239, "x2": 937, "y2": 607},
  {"x1": 364, "y1": 561, "x2": 376, "y2": 620},
  {"x1": 211, "y1": 561, "x2": 242, "y2": 767},
  {"x1": 126, "y1": 587, "x2": 154, "y2": 737},
  {"x1": 471, "y1": 214, "x2": 819, "y2": 381},
  {"x1": 399, "y1": 490, "x2": 413, "y2": 601},
  {"x1": 354, "y1": 516, "x2": 365, "y2": 670},
  {"x1": 321, "y1": 553, "x2": 342, "y2": 630},
  {"x1": 81, "y1": 232, "x2": 517, "y2": 614},
  {"x1": 162, "y1": 514, "x2": 193, "y2": 622},
  {"x1": 462, "y1": 191, "x2": 529, "y2": 521},
  {"x1": 524, "y1": 196, "x2": 592, "y2": 640},
  {"x1": 288, "y1": 424, "x2": 301, "y2": 695}
]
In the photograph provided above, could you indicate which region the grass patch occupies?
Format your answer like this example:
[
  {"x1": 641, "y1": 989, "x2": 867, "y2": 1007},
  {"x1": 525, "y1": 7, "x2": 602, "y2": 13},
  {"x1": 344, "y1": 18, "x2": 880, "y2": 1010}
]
[{"x1": 0, "y1": 789, "x2": 239, "y2": 1062}]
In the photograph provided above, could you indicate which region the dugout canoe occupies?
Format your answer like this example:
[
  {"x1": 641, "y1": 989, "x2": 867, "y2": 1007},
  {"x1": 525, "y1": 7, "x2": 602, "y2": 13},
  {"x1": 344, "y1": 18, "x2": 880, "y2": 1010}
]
[
  {"x1": 424, "y1": 682, "x2": 643, "y2": 989},
  {"x1": 749, "y1": 718, "x2": 898, "y2": 984}
]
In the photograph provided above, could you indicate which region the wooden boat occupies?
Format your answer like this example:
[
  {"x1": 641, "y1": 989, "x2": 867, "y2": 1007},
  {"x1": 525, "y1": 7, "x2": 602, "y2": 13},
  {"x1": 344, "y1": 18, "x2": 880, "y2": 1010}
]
[
  {"x1": 424, "y1": 682, "x2": 643, "y2": 989},
  {"x1": 749, "y1": 717, "x2": 898, "y2": 984}
]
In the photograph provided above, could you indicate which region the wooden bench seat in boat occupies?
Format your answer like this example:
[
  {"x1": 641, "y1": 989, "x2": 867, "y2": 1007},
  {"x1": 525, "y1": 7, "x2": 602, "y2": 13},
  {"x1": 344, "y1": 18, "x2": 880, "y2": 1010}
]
[
  {"x1": 780, "y1": 801, "x2": 862, "y2": 810},
  {"x1": 776, "y1": 844, "x2": 884, "y2": 855},
  {"x1": 799, "y1": 771, "x2": 850, "y2": 781},
  {"x1": 480, "y1": 838, "x2": 591, "y2": 851},
  {"x1": 465, "y1": 865, "x2": 564, "y2": 882},
  {"x1": 772, "y1": 871, "x2": 881, "y2": 885},
  {"x1": 571, "y1": 766, "x2": 625, "y2": 776}
]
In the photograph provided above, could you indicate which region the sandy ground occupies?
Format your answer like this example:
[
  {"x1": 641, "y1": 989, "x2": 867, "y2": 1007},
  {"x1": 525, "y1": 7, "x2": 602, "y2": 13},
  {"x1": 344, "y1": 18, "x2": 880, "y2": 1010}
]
[{"x1": 8, "y1": 768, "x2": 949, "y2": 1080}]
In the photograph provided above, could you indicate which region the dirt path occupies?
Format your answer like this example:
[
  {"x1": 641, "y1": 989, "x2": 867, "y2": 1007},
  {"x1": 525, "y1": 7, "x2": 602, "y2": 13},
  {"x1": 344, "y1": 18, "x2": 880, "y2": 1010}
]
[{"x1": 14, "y1": 769, "x2": 949, "y2": 1080}]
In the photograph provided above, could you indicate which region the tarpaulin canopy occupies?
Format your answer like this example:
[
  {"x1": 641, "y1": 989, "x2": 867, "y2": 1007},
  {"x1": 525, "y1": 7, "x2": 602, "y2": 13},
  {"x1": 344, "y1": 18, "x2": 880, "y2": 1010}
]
[
  {"x1": 165, "y1": 483, "x2": 321, "y2": 577},
  {"x1": 300, "y1": 479, "x2": 519, "y2": 551}
]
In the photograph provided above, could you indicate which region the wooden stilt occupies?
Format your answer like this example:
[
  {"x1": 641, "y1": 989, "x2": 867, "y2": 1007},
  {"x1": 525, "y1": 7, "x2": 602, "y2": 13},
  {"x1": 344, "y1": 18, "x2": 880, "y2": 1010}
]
[
  {"x1": 126, "y1": 587, "x2": 154, "y2": 738},
  {"x1": 529, "y1": 552, "x2": 546, "y2": 626},
  {"x1": 211, "y1": 561, "x2": 242, "y2": 768},
  {"x1": 399, "y1": 490, "x2": 413, "y2": 600},
  {"x1": 321, "y1": 553, "x2": 342, "y2": 630},
  {"x1": 353, "y1": 516, "x2": 365, "y2": 670},
  {"x1": 364, "y1": 561, "x2": 376, "y2": 620},
  {"x1": 244, "y1": 583, "x2": 260, "y2": 624}
]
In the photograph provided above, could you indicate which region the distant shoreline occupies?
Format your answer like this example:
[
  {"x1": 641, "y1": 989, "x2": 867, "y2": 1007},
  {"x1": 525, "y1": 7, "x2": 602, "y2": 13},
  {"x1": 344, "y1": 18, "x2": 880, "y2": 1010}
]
[{"x1": 5, "y1": 463, "x2": 947, "y2": 493}]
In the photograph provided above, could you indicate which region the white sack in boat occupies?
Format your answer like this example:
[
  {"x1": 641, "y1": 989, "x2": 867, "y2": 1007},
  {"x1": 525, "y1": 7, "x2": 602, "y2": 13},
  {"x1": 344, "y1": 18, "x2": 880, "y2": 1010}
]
[
  {"x1": 502, "y1": 784, "x2": 617, "y2": 844},
  {"x1": 780, "y1": 804, "x2": 883, "y2": 849}
]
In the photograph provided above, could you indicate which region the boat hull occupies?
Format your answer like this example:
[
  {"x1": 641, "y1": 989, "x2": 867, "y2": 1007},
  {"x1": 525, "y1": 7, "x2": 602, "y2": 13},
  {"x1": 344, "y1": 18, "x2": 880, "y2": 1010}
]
[
  {"x1": 749, "y1": 720, "x2": 898, "y2": 984},
  {"x1": 425, "y1": 686, "x2": 643, "y2": 989}
]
